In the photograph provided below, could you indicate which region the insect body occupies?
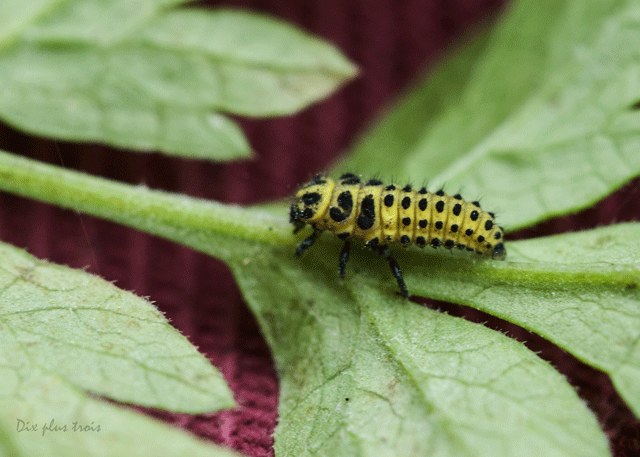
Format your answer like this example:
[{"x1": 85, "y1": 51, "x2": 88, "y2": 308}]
[{"x1": 290, "y1": 173, "x2": 506, "y2": 298}]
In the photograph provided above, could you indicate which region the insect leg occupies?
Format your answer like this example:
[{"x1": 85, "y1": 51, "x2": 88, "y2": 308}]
[
  {"x1": 338, "y1": 239, "x2": 351, "y2": 279},
  {"x1": 295, "y1": 227, "x2": 321, "y2": 257},
  {"x1": 292, "y1": 220, "x2": 306, "y2": 234},
  {"x1": 372, "y1": 245, "x2": 409, "y2": 299}
]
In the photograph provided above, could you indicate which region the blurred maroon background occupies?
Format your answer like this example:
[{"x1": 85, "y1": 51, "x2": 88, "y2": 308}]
[{"x1": 1, "y1": 1, "x2": 639, "y2": 456}]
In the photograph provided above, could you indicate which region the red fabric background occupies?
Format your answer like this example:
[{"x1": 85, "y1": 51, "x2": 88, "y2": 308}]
[{"x1": 1, "y1": 1, "x2": 639, "y2": 455}]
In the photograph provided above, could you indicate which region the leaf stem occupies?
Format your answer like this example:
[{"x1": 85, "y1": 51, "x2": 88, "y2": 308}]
[{"x1": 0, "y1": 149, "x2": 291, "y2": 254}]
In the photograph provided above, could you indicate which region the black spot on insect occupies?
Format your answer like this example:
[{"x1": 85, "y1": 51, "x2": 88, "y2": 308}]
[
  {"x1": 492, "y1": 243, "x2": 505, "y2": 259},
  {"x1": 436, "y1": 189, "x2": 445, "y2": 196},
  {"x1": 366, "y1": 179, "x2": 383, "y2": 186},
  {"x1": 450, "y1": 224, "x2": 459, "y2": 233},
  {"x1": 330, "y1": 207, "x2": 347, "y2": 222},
  {"x1": 401, "y1": 235, "x2": 411, "y2": 245},
  {"x1": 357, "y1": 216, "x2": 374, "y2": 230},
  {"x1": 418, "y1": 187, "x2": 427, "y2": 194},
  {"x1": 435, "y1": 221, "x2": 443, "y2": 230},
  {"x1": 337, "y1": 191, "x2": 353, "y2": 213},
  {"x1": 484, "y1": 220, "x2": 494, "y2": 230},
  {"x1": 301, "y1": 208, "x2": 314, "y2": 219},
  {"x1": 401, "y1": 196, "x2": 411, "y2": 209},
  {"x1": 485, "y1": 242, "x2": 492, "y2": 249},
  {"x1": 419, "y1": 219, "x2": 427, "y2": 229},
  {"x1": 435, "y1": 201, "x2": 445, "y2": 213},
  {"x1": 340, "y1": 173, "x2": 361, "y2": 185},
  {"x1": 431, "y1": 238, "x2": 441, "y2": 248},
  {"x1": 477, "y1": 235, "x2": 485, "y2": 243},
  {"x1": 457, "y1": 243, "x2": 466, "y2": 250},
  {"x1": 416, "y1": 236, "x2": 426, "y2": 246},
  {"x1": 302, "y1": 192, "x2": 321, "y2": 205},
  {"x1": 453, "y1": 194, "x2": 462, "y2": 200},
  {"x1": 403, "y1": 185, "x2": 412, "y2": 192},
  {"x1": 384, "y1": 194, "x2": 394, "y2": 207},
  {"x1": 472, "y1": 201, "x2": 481, "y2": 208},
  {"x1": 494, "y1": 232, "x2": 502, "y2": 240},
  {"x1": 385, "y1": 184, "x2": 396, "y2": 191},
  {"x1": 452, "y1": 203, "x2": 462, "y2": 216},
  {"x1": 337, "y1": 232, "x2": 350, "y2": 240},
  {"x1": 357, "y1": 195, "x2": 375, "y2": 230},
  {"x1": 488, "y1": 212, "x2": 496, "y2": 218},
  {"x1": 418, "y1": 198, "x2": 427, "y2": 211},
  {"x1": 402, "y1": 217, "x2": 411, "y2": 226},
  {"x1": 444, "y1": 240, "x2": 455, "y2": 249},
  {"x1": 470, "y1": 210, "x2": 479, "y2": 221},
  {"x1": 465, "y1": 228, "x2": 473, "y2": 236}
]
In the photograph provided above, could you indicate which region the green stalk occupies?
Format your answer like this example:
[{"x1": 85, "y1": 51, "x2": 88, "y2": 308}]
[{"x1": 0, "y1": 149, "x2": 290, "y2": 253}]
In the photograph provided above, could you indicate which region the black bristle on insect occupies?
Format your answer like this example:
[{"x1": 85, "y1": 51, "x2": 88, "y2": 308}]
[
  {"x1": 365, "y1": 172, "x2": 384, "y2": 186},
  {"x1": 311, "y1": 174, "x2": 327, "y2": 185}
]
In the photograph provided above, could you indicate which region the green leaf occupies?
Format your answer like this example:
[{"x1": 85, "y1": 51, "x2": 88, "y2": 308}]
[
  {"x1": 336, "y1": 0, "x2": 640, "y2": 231},
  {"x1": 19, "y1": 0, "x2": 190, "y2": 46},
  {"x1": 0, "y1": 239, "x2": 234, "y2": 414},
  {"x1": 0, "y1": 0, "x2": 60, "y2": 48},
  {"x1": 0, "y1": 149, "x2": 618, "y2": 455},
  {"x1": 231, "y1": 260, "x2": 609, "y2": 457},
  {"x1": 334, "y1": 23, "x2": 492, "y2": 181},
  {"x1": 0, "y1": 2, "x2": 357, "y2": 160},
  {"x1": 0, "y1": 368, "x2": 243, "y2": 457},
  {"x1": 403, "y1": 222, "x2": 640, "y2": 418}
]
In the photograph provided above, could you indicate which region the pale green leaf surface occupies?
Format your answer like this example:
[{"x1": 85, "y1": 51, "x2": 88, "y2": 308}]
[
  {"x1": 397, "y1": 223, "x2": 640, "y2": 417},
  {"x1": 0, "y1": 368, "x2": 243, "y2": 457},
  {"x1": 230, "y1": 258, "x2": 609, "y2": 457},
  {"x1": 0, "y1": 239, "x2": 234, "y2": 414},
  {"x1": 0, "y1": 0, "x2": 63, "y2": 49},
  {"x1": 22, "y1": 0, "x2": 190, "y2": 45},
  {"x1": 336, "y1": 0, "x2": 640, "y2": 231},
  {"x1": 333, "y1": 24, "x2": 492, "y2": 177},
  {"x1": 0, "y1": 4, "x2": 356, "y2": 159}
]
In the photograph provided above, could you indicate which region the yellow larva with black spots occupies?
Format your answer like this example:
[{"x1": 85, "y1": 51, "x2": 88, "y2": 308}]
[{"x1": 290, "y1": 173, "x2": 506, "y2": 298}]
